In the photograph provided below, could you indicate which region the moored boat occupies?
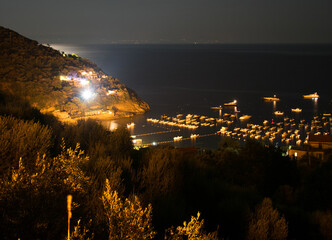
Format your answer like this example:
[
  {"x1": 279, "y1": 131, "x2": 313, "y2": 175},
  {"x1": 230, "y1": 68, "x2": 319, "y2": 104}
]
[
  {"x1": 239, "y1": 115, "x2": 252, "y2": 120},
  {"x1": 303, "y1": 92, "x2": 319, "y2": 99},
  {"x1": 274, "y1": 111, "x2": 284, "y2": 116},
  {"x1": 224, "y1": 100, "x2": 237, "y2": 106},
  {"x1": 263, "y1": 95, "x2": 280, "y2": 102},
  {"x1": 127, "y1": 122, "x2": 135, "y2": 128},
  {"x1": 291, "y1": 108, "x2": 302, "y2": 113},
  {"x1": 173, "y1": 136, "x2": 183, "y2": 141},
  {"x1": 190, "y1": 134, "x2": 199, "y2": 138},
  {"x1": 211, "y1": 105, "x2": 223, "y2": 110}
]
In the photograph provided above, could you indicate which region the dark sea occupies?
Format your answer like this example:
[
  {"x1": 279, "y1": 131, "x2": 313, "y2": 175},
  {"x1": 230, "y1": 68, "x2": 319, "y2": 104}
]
[{"x1": 52, "y1": 44, "x2": 332, "y2": 149}]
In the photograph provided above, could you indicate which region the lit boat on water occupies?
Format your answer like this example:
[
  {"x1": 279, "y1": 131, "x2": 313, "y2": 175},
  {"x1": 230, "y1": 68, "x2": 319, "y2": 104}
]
[
  {"x1": 211, "y1": 105, "x2": 223, "y2": 110},
  {"x1": 126, "y1": 122, "x2": 135, "y2": 128},
  {"x1": 263, "y1": 95, "x2": 280, "y2": 102},
  {"x1": 190, "y1": 134, "x2": 199, "y2": 138},
  {"x1": 239, "y1": 115, "x2": 252, "y2": 120},
  {"x1": 219, "y1": 127, "x2": 228, "y2": 134},
  {"x1": 224, "y1": 100, "x2": 237, "y2": 106},
  {"x1": 303, "y1": 92, "x2": 319, "y2": 99},
  {"x1": 274, "y1": 111, "x2": 284, "y2": 116},
  {"x1": 173, "y1": 136, "x2": 183, "y2": 141},
  {"x1": 291, "y1": 108, "x2": 302, "y2": 113}
]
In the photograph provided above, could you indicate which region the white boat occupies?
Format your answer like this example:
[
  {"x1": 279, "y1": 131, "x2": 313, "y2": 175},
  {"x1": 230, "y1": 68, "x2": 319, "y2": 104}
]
[
  {"x1": 219, "y1": 127, "x2": 228, "y2": 133},
  {"x1": 190, "y1": 134, "x2": 199, "y2": 138},
  {"x1": 126, "y1": 122, "x2": 135, "y2": 128},
  {"x1": 211, "y1": 105, "x2": 223, "y2": 110},
  {"x1": 173, "y1": 136, "x2": 183, "y2": 141},
  {"x1": 274, "y1": 111, "x2": 284, "y2": 116},
  {"x1": 239, "y1": 115, "x2": 252, "y2": 120},
  {"x1": 303, "y1": 92, "x2": 319, "y2": 99},
  {"x1": 263, "y1": 95, "x2": 280, "y2": 102},
  {"x1": 291, "y1": 108, "x2": 302, "y2": 113},
  {"x1": 224, "y1": 100, "x2": 237, "y2": 106}
]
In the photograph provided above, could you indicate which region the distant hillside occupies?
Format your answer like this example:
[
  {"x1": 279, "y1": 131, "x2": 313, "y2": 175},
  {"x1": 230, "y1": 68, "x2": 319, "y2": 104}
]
[{"x1": 0, "y1": 26, "x2": 149, "y2": 120}]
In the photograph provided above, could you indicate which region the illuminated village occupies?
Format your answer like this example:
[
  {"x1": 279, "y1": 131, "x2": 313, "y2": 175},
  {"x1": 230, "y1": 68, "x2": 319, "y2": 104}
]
[{"x1": 55, "y1": 68, "x2": 127, "y2": 120}]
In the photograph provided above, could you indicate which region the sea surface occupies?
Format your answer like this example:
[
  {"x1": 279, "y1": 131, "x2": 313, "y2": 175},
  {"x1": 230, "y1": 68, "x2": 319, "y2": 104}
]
[{"x1": 52, "y1": 44, "x2": 332, "y2": 149}]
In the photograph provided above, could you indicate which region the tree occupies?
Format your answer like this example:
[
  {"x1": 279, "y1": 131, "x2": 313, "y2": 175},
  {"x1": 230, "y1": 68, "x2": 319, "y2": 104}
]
[
  {"x1": 102, "y1": 179, "x2": 156, "y2": 240},
  {"x1": 0, "y1": 142, "x2": 90, "y2": 239},
  {"x1": 314, "y1": 210, "x2": 332, "y2": 240},
  {"x1": 165, "y1": 212, "x2": 219, "y2": 240},
  {"x1": 247, "y1": 198, "x2": 288, "y2": 240},
  {"x1": 0, "y1": 116, "x2": 52, "y2": 175},
  {"x1": 140, "y1": 146, "x2": 182, "y2": 201}
]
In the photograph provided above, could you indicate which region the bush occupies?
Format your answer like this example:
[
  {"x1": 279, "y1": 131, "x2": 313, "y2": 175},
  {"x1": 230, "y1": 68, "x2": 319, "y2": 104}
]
[
  {"x1": 247, "y1": 198, "x2": 288, "y2": 240},
  {"x1": 0, "y1": 116, "x2": 52, "y2": 175}
]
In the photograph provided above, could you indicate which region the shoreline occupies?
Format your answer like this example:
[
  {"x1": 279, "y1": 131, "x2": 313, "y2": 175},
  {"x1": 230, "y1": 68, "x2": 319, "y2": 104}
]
[{"x1": 55, "y1": 111, "x2": 146, "y2": 124}]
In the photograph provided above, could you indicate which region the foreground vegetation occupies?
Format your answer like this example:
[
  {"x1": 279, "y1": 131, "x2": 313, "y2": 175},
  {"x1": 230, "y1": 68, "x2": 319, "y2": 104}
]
[{"x1": 1, "y1": 92, "x2": 332, "y2": 240}]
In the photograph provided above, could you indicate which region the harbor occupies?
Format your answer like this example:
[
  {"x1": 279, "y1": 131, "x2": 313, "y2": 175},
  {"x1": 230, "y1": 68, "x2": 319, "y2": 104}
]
[{"x1": 103, "y1": 93, "x2": 332, "y2": 150}]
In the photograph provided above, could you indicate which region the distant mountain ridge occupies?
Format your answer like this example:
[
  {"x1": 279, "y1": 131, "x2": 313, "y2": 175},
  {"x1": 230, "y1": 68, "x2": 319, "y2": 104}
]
[{"x1": 0, "y1": 26, "x2": 149, "y2": 121}]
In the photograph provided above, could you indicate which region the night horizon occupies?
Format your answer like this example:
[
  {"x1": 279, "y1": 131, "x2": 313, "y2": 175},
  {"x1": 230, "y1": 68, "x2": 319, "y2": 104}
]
[{"x1": 1, "y1": 0, "x2": 332, "y2": 44}]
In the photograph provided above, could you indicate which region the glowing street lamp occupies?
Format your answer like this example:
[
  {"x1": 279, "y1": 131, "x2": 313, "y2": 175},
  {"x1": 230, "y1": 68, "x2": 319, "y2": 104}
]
[{"x1": 81, "y1": 89, "x2": 94, "y2": 101}]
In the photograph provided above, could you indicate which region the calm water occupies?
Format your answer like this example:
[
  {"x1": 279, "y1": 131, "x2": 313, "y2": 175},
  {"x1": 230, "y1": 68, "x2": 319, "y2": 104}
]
[{"x1": 52, "y1": 44, "x2": 332, "y2": 149}]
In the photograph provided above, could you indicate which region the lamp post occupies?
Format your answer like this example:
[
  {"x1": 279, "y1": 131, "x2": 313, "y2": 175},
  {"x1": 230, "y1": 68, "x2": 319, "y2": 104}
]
[{"x1": 67, "y1": 195, "x2": 72, "y2": 240}]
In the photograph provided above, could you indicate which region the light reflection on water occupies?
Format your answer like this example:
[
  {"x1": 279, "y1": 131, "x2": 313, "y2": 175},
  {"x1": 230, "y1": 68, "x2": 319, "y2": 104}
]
[
  {"x1": 313, "y1": 98, "x2": 318, "y2": 115},
  {"x1": 273, "y1": 101, "x2": 277, "y2": 112}
]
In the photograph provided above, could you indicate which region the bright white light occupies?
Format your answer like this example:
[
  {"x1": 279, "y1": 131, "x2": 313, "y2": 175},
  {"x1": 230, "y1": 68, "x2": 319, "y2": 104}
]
[
  {"x1": 152, "y1": 142, "x2": 157, "y2": 146},
  {"x1": 80, "y1": 79, "x2": 89, "y2": 86},
  {"x1": 60, "y1": 75, "x2": 70, "y2": 81},
  {"x1": 82, "y1": 89, "x2": 94, "y2": 100},
  {"x1": 107, "y1": 90, "x2": 116, "y2": 95}
]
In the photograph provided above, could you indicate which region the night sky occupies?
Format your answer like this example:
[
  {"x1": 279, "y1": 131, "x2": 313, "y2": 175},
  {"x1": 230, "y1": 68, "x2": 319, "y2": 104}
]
[{"x1": 1, "y1": 0, "x2": 332, "y2": 44}]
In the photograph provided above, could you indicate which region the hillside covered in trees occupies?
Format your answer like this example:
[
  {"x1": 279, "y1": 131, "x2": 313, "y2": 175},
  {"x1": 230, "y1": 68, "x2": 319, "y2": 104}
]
[
  {"x1": 0, "y1": 26, "x2": 149, "y2": 120},
  {"x1": 1, "y1": 92, "x2": 332, "y2": 240}
]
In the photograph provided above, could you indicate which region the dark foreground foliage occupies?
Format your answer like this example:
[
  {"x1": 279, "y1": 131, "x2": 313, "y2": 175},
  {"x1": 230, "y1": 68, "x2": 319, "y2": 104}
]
[{"x1": 1, "y1": 93, "x2": 332, "y2": 240}]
